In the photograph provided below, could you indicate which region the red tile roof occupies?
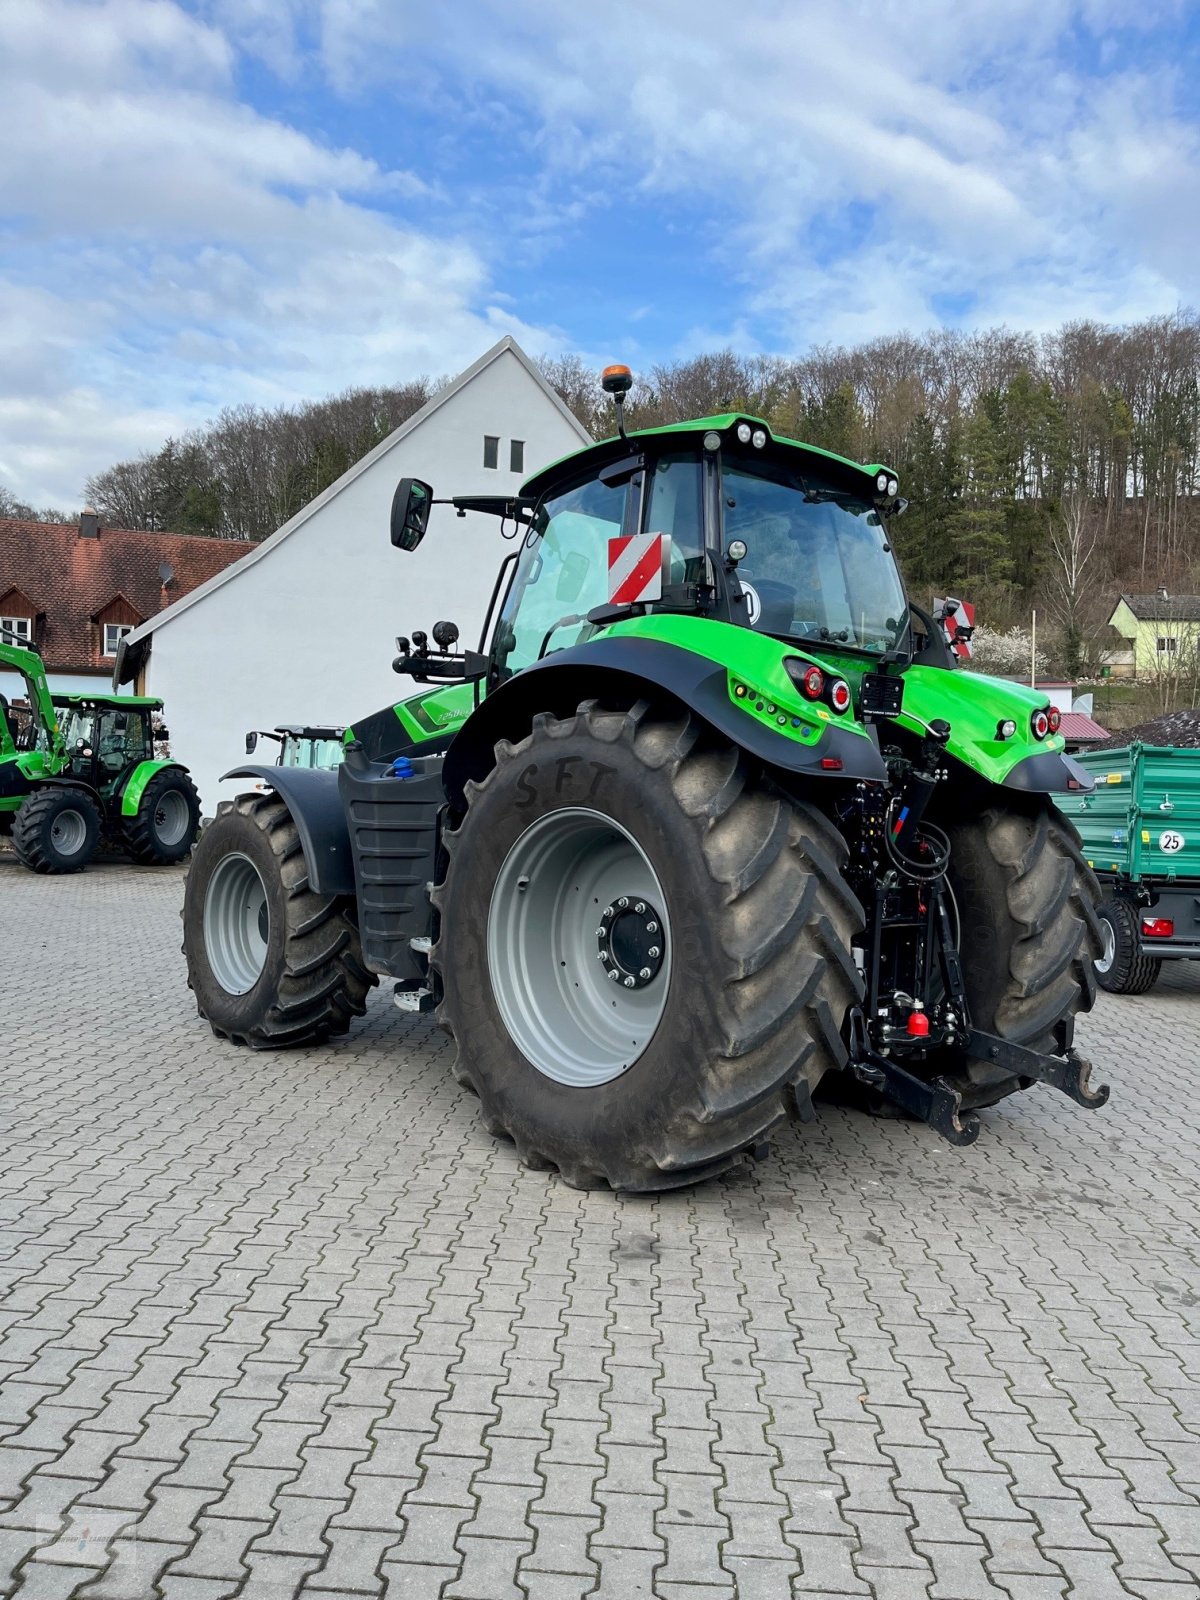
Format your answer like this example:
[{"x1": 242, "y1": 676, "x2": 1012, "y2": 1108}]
[
  {"x1": 1059, "y1": 712, "x2": 1109, "y2": 743},
  {"x1": 0, "y1": 518, "x2": 249, "y2": 674}
]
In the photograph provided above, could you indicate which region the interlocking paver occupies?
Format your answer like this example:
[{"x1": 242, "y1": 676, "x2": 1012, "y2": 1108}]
[{"x1": 1, "y1": 859, "x2": 1199, "y2": 1600}]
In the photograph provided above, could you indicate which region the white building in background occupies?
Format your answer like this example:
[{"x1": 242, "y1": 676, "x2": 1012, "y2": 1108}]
[{"x1": 120, "y1": 338, "x2": 591, "y2": 813}]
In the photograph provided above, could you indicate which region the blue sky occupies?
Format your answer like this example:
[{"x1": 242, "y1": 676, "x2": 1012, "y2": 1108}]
[{"x1": 1, "y1": 0, "x2": 1198, "y2": 506}]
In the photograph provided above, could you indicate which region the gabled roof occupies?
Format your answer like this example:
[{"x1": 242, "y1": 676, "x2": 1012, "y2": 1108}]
[
  {"x1": 1111, "y1": 592, "x2": 1200, "y2": 624},
  {"x1": 124, "y1": 337, "x2": 592, "y2": 651},
  {"x1": 1058, "y1": 712, "x2": 1109, "y2": 743},
  {"x1": 0, "y1": 519, "x2": 249, "y2": 672}
]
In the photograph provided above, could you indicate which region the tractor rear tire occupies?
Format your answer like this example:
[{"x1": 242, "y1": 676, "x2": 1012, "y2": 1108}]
[
  {"x1": 124, "y1": 769, "x2": 201, "y2": 865},
  {"x1": 433, "y1": 699, "x2": 865, "y2": 1191},
  {"x1": 1094, "y1": 896, "x2": 1159, "y2": 995},
  {"x1": 12, "y1": 787, "x2": 101, "y2": 874},
  {"x1": 182, "y1": 792, "x2": 376, "y2": 1047},
  {"x1": 940, "y1": 801, "x2": 1102, "y2": 1109}
]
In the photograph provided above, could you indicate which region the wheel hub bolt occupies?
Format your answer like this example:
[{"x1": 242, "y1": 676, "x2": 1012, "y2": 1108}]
[
  {"x1": 639, "y1": 967, "x2": 652, "y2": 980},
  {"x1": 646, "y1": 920, "x2": 658, "y2": 933},
  {"x1": 623, "y1": 976, "x2": 635, "y2": 988},
  {"x1": 648, "y1": 946, "x2": 660, "y2": 958},
  {"x1": 634, "y1": 901, "x2": 646, "y2": 914}
]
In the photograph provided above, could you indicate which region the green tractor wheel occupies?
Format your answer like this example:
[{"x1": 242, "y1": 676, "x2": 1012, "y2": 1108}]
[
  {"x1": 124, "y1": 769, "x2": 201, "y2": 865},
  {"x1": 182, "y1": 793, "x2": 376, "y2": 1047},
  {"x1": 433, "y1": 698, "x2": 865, "y2": 1191},
  {"x1": 11, "y1": 786, "x2": 101, "y2": 874}
]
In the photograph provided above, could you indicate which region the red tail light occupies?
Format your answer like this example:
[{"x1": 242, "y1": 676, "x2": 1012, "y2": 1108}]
[
  {"x1": 820, "y1": 757, "x2": 843, "y2": 771},
  {"x1": 1142, "y1": 917, "x2": 1174, "y2": 937},
  {"x1": 1047, "y1": 706, "x2": 1061, "y2": 734},
  {"x1": 800, "y1": 665, "x2": 824, "y2": 700},
  {"x1": 829, "y1": 678, "x2": 851, "y2": 714},
  {"x1": 1031, "y1": 709, "x2": 1050, "y2": 740}
]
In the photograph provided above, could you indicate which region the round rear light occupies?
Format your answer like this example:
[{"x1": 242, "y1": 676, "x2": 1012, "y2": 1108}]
[
  {"x1": 1048, "y1": 707, "x2": 1061, "y2": 734},
  {"x1": 1032, "y1": 709, "x2": 1050, "y2": 740},
  {"x1": 801, "y1": 665, "x2": 824, "y2": 700},
  {"x1": 830, "y1": 678, "x2": 851, "y2": 713}
]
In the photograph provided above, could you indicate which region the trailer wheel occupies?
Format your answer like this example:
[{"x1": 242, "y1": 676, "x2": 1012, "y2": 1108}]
[
  {"x1": 182, "y1": 792, "x2": 375, "y2": 1047},
  {"x1": 1095, "y1": 896, "x2": 1159, "y2": 995},
  {"x1": 124, "y1": 769, "x2": 201, "y2": 864},
  {"x1": 11, "y1": 787, "x2": 101, "y2": 874},
  {"x1": 433, "y1": 698, "x2": 864, "y2": 1191},
  {"x1": 940, "y1": 801, "x2": 1102, "y2": 1108}
]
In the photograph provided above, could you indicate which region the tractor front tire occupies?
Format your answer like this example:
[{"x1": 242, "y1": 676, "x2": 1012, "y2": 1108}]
[
  {"x1": 12, "y1": 787, "x2": 101, "y2": 874},
  {"x1": 1094, "y1": 896, "x2": 1159, "y2": 995},
  {"x1": 182, "y1": 793, "x2": 375, "y2": 1047},
  {"x1": 941, "y1": 801, "x2": 1102, "y2": 1108},
  {"x1": 125, "y1": 769, "x2": 201, "y2": 865},
  {"x1": 433, "y1": 699, "x2": 864, "y2": 1191}
]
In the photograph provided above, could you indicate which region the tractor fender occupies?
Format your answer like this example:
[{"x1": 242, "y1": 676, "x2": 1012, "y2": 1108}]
[
  {"x1": 1000, "y1": 748, "x2": 1096, "y2": 795},
  {"x1": 19, "y1": 773, "x2": 105, "y2": 806},
  {"x1": 119, "y1": 759, "x2": 191, "y2": 817},
  {"x1": 442, "y1": 634, "x2": 886, "y2": 804},
  {"x1": 221, "y1": 765, "x2": 355, "y2": 896}
]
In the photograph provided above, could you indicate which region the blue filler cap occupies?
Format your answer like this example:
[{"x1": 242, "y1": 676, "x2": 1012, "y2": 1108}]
[{"x1": 391, "y1": 756, "x2": 415, "y2": 780}]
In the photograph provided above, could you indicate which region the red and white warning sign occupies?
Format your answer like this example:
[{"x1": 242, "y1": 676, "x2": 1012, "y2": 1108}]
[
  {"x1": 933, "y1": 595, "x2": 975, "y2": 659},
  {"x1": 608, "y1": 533, "x2": 667, "y2": 605}
]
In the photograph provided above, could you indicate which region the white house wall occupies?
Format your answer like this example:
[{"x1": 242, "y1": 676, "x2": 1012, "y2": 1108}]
[{"x1": 144, "y1": 349, "x2": 585, "y2": 813}]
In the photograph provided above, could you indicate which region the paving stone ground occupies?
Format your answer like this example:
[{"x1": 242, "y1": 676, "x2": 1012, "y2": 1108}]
[{"x1": 0, "y1": 855, "x2": 1198, "y2": 1599}]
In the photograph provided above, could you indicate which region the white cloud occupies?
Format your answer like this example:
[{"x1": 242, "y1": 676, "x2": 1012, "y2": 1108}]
[
  {"x1": 0, "y1": 0, "x2": 558, "y2": 506},
  {"x1": 311, "y1": 0, "x2": 1199, "y2": 348}
]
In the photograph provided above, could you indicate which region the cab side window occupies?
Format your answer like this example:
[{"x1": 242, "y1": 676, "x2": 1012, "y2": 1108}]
[{"x1": 497, "y1": 474, "x2": 635, "y2": 676}]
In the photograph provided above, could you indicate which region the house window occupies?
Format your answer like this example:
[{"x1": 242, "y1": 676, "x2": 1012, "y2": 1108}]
[
  {"x1": 510, "y1": 439, "x2": 525, "y2": 474},
  {"x1": 1157, "y1": 635, "x2": 1177, "y2": 654},
  {"x1": 483, "y1": 435, "x2": 500, "y2": 470},
  {"x1": 1, "y1": 615, "x2": 31, "y2": 645},
  {"x1": 103, "y1": 622, "x2": 133, "y2": 657}
]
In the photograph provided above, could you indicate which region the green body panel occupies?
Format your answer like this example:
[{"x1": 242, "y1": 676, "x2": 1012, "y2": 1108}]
[
  {"x1": 390, "y1": 616, "x2": 1064, "y2": 788},
  {"x1": 119, "y1": 759, "x2": 183, "y2": 817},
  {"x1": 896, "y1": 667, "x2": 1065, "y2": 785},
  {"x1": 522, "y1": 413, "x2": 894, "y2": 499},
  {"x1": 1058, "y1": 744, "x2": 1200, "y2": 881},
  {"x1": 600, "y1": 613, "x2": 870, "y2": 748},
  {"x1": 392, "y1": 681, "x2": 477, "y2": 745}
]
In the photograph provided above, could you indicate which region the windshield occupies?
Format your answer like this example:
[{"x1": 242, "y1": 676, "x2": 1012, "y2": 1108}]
[
  {"x1": 723, "y1": 457, "x2": 908, "y2": 654},
  {"x1": 56, "y1": 707, "x2": 94, "y2": 750}
]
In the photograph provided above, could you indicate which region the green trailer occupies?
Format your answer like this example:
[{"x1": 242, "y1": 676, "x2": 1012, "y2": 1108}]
[{"x1": 1058, "y1": 743, "x2": 1200, "y2": 992}]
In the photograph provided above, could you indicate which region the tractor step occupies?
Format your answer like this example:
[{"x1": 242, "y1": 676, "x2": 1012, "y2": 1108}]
[{"x1": 393, "y1": 983, "x2": 436, "y2": 1015}]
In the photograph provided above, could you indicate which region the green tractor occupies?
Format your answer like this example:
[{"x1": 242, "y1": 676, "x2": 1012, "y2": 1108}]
[
  {"x1": 0, "y1": 631, "x2": 199, "y2": 873},
  {"x1": 182, "y1": 374, "x2": 1107, "y2": 1189}
]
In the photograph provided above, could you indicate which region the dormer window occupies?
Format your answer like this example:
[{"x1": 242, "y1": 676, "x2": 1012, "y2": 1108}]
[
  {"x1": 1, "y1": 615, "x2": 31, "y2": 645},
  {"x1": 103, "y1": 622, "x2": 133, "y2": 657}
]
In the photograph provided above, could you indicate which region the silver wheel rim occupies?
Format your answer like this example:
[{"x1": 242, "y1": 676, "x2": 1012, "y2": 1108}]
[
  {"x1": 51, "y1": 808, "x2": 87, "y2": 856},
  {"x1": 204, "y1": 852, "x2": 270, "y2": 995},
  {"x1": 1096, "y1": 916, "x2": 1116, "y2": 976},
  {"x1": 486, "y1": 807, "x2": 672, "y2": 1087},
  {"x1": 153, "y1": 789, "x2": 190, "y2": 847}
]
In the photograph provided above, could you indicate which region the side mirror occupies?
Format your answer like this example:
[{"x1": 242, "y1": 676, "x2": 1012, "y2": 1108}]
[
  {"x1": 157, "y1": 726, "x2": 169, "y2": 741},
  {"x1": 391, "y1": 478, "x2": 434, "y2": 552},
  {"x1": 245, "y1": 731, "x2": 258, "y2": 754}
]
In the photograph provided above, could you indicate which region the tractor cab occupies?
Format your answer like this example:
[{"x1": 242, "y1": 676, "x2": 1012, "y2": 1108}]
[
  {"x1": 244, "y1": 725, "x2": 346, "y2": 771},
  {"x1": 53, "y1": 696, "x2": 159, "y2": 798}
]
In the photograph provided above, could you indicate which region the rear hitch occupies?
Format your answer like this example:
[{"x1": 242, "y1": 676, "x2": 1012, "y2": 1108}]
[
  {"x1": 847, "y1": 1009, "x2": 980, "y2": 1146},
  {"x1": 961, "y1": 1023, "x2": 1110, "y2": 1111}
]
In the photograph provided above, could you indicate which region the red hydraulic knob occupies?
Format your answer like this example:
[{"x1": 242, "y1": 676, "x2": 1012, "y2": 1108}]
[{"x1": 906, "y1": 1008, "x2": 930, "y2": 1038}]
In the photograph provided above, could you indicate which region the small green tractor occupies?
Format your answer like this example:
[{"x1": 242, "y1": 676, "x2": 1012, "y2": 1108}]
[
  {"x1": 0, "y1": 631, "x2": 199, "y2": 873},
  {"x1": 183, "y1": 373, "x2": 1107, "y2": 1189}
]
